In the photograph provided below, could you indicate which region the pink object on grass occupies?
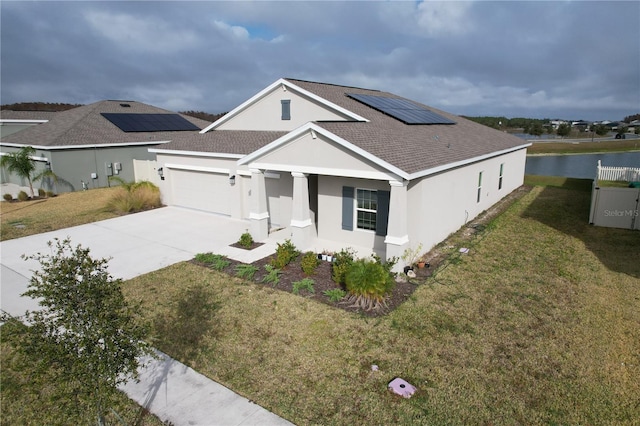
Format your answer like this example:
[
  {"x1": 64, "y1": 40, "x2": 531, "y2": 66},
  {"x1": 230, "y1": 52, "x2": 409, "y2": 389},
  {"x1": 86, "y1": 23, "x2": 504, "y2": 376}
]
[{"x1": 388, "y1": 377, "x2": 417, "y2": 398}]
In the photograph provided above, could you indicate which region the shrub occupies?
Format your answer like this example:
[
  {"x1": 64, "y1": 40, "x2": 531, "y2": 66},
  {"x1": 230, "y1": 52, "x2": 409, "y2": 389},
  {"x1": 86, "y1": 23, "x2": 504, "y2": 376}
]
[
  {"x1": 331, "y1": 247, "x2": 356, "y2": 285},
  {"x1": 344, "y1": 258, "x2": 395, "y2": 311},
  {"x1": 38, "y1": 188, "x2": 46, "y2": 197},
  {"x1": 300, "y1": 251, "x2": 319, "y2": 275},
  {"x1": 45, "y1": 191, "x2": 56, "y2": 197},
  {"x1": 17, "y1": 191, "x2": 29, "y2": 201},
  {"x1": 3, "y1": 193, "x2": 13, "y2": 202},
  {"x1": 235, "y1": 264, "x2": 258, "y2": 280},
  {"x1": 194, "y1": 253, "x2": 230, "y2": 271},
  {"x1": 292, "y1": 278, "x2": 315, "y2": 295},
  {"x1": 262, "y1": 265, "x2": 281, "y2": 285},
  {"x1": 106, "y1": 180, "x2": 161, "y2": 214},
  {"x1": 323, "y1": 288, "x2": 346, "y2": 302},
  {"x1": 270, "y1": 239, "x2": 299, "y2": 269},
  {"x1": 238, "y1": 231, "x2": 254, "y2": 249}
]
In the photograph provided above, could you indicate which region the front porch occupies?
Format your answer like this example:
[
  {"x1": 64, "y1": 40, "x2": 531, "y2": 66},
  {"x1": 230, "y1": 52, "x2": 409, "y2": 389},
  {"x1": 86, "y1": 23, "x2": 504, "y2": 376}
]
[{"x1": 246, "y1": 169, "x2": 410, "y2": 271}]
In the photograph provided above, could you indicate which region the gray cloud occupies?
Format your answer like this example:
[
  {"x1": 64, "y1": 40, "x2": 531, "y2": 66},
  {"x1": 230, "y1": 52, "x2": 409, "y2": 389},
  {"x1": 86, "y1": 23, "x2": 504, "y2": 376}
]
[{"x1": 1, "y1": 1, "x2": 638, "y2": 121}]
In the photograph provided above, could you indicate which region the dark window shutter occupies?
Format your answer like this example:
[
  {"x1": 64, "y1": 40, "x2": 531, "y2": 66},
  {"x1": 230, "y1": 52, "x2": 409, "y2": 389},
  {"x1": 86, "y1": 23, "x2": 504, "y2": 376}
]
[
  {"x1": 342, "y1": 186, "x2": 354, "y2": 231},
  {"x1": 281, "y1": 100, "x2": 291, "y2": 120},
  {"x1": 376, "y1": 190, "x2": 390, "y2": 236}
]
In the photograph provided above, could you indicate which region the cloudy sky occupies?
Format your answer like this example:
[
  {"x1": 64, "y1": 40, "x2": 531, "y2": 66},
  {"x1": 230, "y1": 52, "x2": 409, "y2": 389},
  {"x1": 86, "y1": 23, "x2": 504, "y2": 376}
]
[{"x1": 1, "y1": 1, "x2": 638, "y2": 121}]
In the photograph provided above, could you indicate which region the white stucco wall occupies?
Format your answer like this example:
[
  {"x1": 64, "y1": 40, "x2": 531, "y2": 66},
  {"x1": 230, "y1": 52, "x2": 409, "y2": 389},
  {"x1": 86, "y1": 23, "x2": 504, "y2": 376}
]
[
  {"x1": 317, "y1": 175, "x2": 390, "y2": 255},
  {"x1": 217, "y1": 87, "x2": 351, "y2": 131},
  {"x1": 407, "y1": 148, "x2": 527, "y2": 251}
]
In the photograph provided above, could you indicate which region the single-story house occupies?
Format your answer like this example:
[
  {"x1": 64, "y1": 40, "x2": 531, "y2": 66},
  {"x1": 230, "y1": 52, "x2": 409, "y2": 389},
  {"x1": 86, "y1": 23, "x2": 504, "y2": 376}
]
[
  {"x1": 0, "y1": 101, "x2": 209, "y2": 192},
  {"x1": 152, "y1": 78, "x2": 530, "y2": 267}
]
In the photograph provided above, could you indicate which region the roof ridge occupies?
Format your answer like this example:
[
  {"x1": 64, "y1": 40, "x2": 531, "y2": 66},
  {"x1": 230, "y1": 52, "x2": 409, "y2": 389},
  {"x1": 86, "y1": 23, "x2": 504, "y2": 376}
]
[{"x1": 284, "y1": 78, "x2": 381, "y2": 92}]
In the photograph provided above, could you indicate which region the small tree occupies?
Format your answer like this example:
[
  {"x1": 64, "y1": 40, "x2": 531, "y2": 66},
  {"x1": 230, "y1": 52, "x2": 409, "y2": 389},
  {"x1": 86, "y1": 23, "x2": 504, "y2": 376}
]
[
  {"x1": 0, "y1": 146, "x2": 57, "y2": 197},
  {"x1": 529, "y1": 122, "x2": 544, "y2": 137},
  {"x1": 4, "y1": 238, "x2": 153, "y2": 425},
  {"x1": 556, "y1": 123, "x2": 571, "y2": 138},
  {"x1": 594, "y1": 124, "x2": 609, "y2": 136}
]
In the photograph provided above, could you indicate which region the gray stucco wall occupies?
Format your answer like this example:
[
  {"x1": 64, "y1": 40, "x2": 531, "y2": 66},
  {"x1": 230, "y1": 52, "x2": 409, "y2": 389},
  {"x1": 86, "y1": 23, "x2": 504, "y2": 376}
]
[{"x1": 0, "y1": 144, "x2": 158, "y2": 193}]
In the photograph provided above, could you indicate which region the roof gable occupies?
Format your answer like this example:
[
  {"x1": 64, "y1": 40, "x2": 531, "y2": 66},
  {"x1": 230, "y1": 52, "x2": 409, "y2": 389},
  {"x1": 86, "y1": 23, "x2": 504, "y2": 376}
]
[
  {"x1": 238, "y1": 123, "x2": 405, "y2": 180},
  {"x1": 200, "y1": 78, "x2": 368, "y2": 133}
]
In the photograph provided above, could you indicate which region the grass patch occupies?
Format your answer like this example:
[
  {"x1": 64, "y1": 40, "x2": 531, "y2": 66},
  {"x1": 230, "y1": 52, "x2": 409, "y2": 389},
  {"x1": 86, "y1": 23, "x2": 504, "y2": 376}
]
[
  {"x1": 598, "y1": 180, "x2": 635, "y2": 188},
  {"x1": 528, "y1": 139, "x2": 640, "y2": 154},
  {"x1": 123, "y1": 185, "x2": 640, "y2": 425},
  {"x1": 0, "y1": 187, "x2": 121, "y2": 241},
  {"x1": 524, "y1": 175, "x2": 593, "y2": 192}
]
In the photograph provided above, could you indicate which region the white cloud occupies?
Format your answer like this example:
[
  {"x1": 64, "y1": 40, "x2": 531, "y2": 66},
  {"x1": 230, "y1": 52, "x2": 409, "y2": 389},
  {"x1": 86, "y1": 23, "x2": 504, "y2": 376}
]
[
  {"x1": 84, "y1": 10, "x2": 198, "y2": 53},
  {"x1": 213, "y1": 20, "x2": 250, "y2": 40},
  {"x1": 415, "y1": 1, "x2": 474, "y2": 36}
]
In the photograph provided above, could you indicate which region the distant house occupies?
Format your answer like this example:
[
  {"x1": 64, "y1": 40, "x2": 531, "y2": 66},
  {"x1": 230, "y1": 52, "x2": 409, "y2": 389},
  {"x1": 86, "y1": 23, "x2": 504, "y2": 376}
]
[
  {"x1": 0, "y1": 101, "x2": 209, "y2": 192},
  {"x1": 151, "y1": 78, "x2": 530, "y2": 268}
]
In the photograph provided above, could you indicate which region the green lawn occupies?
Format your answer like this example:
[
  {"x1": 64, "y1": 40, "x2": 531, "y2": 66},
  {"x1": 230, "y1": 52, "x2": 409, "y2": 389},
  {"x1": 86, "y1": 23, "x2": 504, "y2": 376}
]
[
  {"x1": 528, "y1": 138, "x2": 640, "y2": 154},
  {"x1": 123, "y1": 184, "x2": 640, "y2": 425},
  {"x1": 0, "y1": 187, "x2": 121, "y2": 241}
]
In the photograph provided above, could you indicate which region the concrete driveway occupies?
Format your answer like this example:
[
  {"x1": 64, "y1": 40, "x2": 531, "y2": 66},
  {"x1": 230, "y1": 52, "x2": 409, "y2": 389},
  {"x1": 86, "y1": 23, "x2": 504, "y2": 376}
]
[{"x1": 1, "y1": 206, "x2": 279, "y2": 318}]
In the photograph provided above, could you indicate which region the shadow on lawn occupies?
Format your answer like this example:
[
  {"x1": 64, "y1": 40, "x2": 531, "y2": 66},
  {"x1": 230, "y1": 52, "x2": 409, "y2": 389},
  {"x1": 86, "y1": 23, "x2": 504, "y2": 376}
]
[
  {"x1": 152, "y1": 283, "x2": 220, "y2": 364},
  {"x1": 521, "y1": 181, "x2": 640, "y2": 278}
]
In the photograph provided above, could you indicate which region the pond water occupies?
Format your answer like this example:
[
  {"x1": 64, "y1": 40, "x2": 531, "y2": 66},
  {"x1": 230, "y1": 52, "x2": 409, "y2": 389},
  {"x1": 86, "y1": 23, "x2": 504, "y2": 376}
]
[{"x1": 525, "y1": 151, "x2": 640, "y2": 179}]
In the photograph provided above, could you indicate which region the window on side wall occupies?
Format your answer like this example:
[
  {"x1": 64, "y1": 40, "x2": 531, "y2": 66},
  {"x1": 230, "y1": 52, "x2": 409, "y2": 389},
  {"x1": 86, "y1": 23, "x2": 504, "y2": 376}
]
[
  {"x1": 356, "y1": 189, "x2": 378, "y2": 230},
  {"x1": 477, "y1": 171, "x2": 483, "y2": 203},
  {"x1": 498, "y1": 163, "x2": 504, "y2": 190}
]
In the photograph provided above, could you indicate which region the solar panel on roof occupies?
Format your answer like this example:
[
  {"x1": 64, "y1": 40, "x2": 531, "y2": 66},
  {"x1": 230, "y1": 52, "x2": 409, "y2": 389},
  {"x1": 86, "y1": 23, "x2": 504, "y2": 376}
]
[
  {"x1": 346, "y1": 93, "x2": 456, "y2": 125},
  {"x1": 101, "y1": 113, "x2": 200, "y2": 132}
]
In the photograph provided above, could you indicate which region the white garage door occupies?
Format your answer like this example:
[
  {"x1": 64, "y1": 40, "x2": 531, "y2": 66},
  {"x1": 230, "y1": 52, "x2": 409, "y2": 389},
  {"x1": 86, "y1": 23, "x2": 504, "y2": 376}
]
[{"x1": 169, "y1": 169, "x2": 230, "y2": 215}]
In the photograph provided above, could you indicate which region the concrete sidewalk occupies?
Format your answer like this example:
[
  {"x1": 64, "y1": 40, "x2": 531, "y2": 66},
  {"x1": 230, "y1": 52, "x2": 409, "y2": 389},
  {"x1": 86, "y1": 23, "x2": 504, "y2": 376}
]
[
  {"x1": 120, "y1": 351, "x2": 293, "y2": 426},
  {"x1": 0, "y1": 206, "x2": 294, "y2": 426}
]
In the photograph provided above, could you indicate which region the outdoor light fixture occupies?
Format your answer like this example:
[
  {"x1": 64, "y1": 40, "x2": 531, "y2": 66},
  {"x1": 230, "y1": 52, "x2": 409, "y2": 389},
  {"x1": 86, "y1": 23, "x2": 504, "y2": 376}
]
[
  {"x1": 229, "y1": 175, "x2": 236, "y2": 185},
  {"x1": 157, "y1": 167, "x2": 164, "y2": 180}
]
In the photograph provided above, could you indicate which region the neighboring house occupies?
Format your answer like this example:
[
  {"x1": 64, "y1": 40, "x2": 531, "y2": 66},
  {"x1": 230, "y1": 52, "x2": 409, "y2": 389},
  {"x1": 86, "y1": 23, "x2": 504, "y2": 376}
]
[
  {"x1": 0, "y1": 101, "x2": 209, "y2": 192},
  {"x1": 0, "y1": 110, "x2": 56, "y2": 138},
  {"x1": 152, "y1": 78, "x2": 530, "y2": 267}
]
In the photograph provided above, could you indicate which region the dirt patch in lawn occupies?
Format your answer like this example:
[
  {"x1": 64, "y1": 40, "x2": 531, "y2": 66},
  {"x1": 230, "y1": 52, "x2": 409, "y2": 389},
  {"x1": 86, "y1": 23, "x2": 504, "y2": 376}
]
[{"x1": 194, "y1": 185, "x2": 532, "y2": 316}]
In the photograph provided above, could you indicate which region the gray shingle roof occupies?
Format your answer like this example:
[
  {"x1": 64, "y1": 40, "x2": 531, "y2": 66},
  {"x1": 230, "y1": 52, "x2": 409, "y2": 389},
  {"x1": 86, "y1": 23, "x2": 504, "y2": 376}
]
[
  {"x1": 285, "y1": 79, "x2": 528, "y2": 175},
  {"x1": 161, "y1": 79, "x2": 528, "y2": 176},
  {"x1": 156, "y1": 130, "x2": 288, "y2": 156},
  {"x1": 1, "y1": 101, "x2": 210, "y2": 148}
]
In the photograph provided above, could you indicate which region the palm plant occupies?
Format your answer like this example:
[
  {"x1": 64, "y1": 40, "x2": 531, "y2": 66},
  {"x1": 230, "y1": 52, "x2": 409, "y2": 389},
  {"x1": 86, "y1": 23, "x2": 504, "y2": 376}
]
[{"x1": 0, "y1": 146, "x2": 57, "y2": 197}]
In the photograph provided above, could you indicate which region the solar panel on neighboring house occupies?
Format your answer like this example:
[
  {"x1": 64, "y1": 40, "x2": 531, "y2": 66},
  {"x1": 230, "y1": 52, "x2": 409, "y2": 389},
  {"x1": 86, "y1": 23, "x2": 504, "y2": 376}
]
[
  {"x1": 101, "y1": 113, "x2": 201, "y2": 132},
  {"x1": 346, "y1": 93, "x2": 456, "y2": 125}
]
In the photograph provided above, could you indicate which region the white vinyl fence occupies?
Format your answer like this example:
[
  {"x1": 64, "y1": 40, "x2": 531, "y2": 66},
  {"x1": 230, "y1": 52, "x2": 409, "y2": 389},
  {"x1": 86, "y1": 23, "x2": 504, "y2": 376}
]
[{"x1": 596, "y1": 160, "x2": 640, "y2": 183}]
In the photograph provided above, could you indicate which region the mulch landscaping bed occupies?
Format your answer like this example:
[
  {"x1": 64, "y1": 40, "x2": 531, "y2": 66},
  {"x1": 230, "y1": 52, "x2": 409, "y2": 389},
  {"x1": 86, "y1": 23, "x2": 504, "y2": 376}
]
[{"x1": 193, "y1": 185, "x2": 532, "y2": 317}]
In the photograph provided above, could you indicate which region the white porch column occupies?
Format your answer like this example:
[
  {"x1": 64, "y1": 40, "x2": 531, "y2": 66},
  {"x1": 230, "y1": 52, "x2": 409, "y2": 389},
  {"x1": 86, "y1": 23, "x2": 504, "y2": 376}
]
[
  {"x1": 249, "y1": 168, "x2": 269, "y2": 241},
  {"x1": 384, "y1": 180, "x2": 409, "y2": 272},
  {"x1": 290, "y1": 172, "x2": 313, "y2": 249}
]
